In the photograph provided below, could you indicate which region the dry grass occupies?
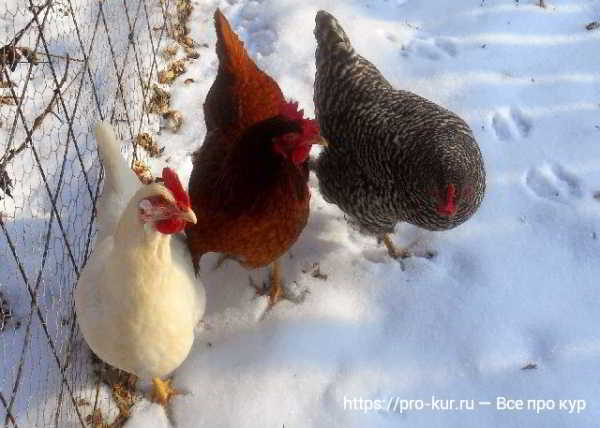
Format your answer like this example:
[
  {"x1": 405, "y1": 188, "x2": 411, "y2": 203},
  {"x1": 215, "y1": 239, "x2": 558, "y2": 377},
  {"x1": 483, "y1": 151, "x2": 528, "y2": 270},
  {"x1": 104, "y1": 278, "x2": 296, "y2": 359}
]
[
  {"x1": 86, "y1": 356, "x2": 139, "y2": 428},
  {"x1": 184, "y1": 46, "x2": 199, "y2": 59},
  {"x1": 161, "y1": 44, "x2": 179, "y2": 60},
  {"x1": 132, "y1": 160, "x2": 154, "y2": 184},
  {"x1": 162, "y1": 110, "x2": 183, "y2": 132},
  {"x1": 158, "y1": 59, "x2": 186, "y2": 85},
  {"x1": 179, "y1": 35, "x2": 195, "y2": 48},
  {"x1": 136, "y1": 133, "x2": 164, "y2": 158},
  {"x1": 0, "y1": 291, "x2": 12, "y2": 332},
  {"x1": 147, "y1": 84, "x2": 171, "y2": 114},
  {"x1": 0, "y1": 95, "x2": 16, "y2": 105}
]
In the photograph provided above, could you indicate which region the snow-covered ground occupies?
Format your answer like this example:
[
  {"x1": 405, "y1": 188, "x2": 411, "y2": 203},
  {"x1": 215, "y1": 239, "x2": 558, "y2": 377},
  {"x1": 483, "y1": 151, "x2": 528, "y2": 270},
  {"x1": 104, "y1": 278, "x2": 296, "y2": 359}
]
[{"x1": 3, "y1": 0, "x2": 600, "y2": 426}]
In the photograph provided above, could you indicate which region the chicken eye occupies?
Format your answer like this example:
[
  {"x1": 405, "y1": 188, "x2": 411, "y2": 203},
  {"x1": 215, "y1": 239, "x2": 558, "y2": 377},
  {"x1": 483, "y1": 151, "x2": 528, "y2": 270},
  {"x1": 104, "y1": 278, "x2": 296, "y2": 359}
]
[{"x1": 138, "y1": 199, "x2": 155, "y2": 222}]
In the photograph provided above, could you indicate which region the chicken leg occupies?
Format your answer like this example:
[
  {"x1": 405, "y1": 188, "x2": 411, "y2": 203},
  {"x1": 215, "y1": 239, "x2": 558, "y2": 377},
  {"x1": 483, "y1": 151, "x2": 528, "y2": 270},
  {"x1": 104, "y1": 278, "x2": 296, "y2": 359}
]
[
  {"x1": 382, "y1": 234, "x2": 411, "y2": 259},
  {"x1": 251, "y1": 258, "x2": 311, "y2": 308},
  {"x1": 266, "y1": 259, "x2": 284, "y2": 306},
  {"x1": 151, "y1": 378, "x2": 182, "y2": 406},
  {"x1": 251, "y1": 259, "x2": 285, "y2": 307}
]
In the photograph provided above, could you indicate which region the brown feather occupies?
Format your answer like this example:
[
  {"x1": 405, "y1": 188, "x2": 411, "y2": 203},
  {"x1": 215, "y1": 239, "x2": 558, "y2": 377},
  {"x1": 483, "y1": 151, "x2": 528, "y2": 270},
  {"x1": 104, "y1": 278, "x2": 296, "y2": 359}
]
[
  {"x1": 204, "y1": 9, "x2": 285, "y2": 136},
  {"x1": 186, "y1": 10, "x2": 312, "y2": 273}
]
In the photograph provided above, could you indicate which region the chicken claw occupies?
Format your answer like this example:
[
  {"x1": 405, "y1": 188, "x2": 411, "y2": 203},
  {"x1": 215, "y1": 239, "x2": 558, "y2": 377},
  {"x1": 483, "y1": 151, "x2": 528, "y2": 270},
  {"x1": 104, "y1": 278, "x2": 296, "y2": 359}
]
[
  {"x1": 254, "y1": 260, "x2": 284, "y2": 307},
  {"x1": 250, "y1": 259, "x2": 308, "y2": 309},
  {"x1": 382, "y1": 234, "x2": 411, "y2": 259},
  {"x1": 151, "y1": 378, "x2": 183, "y2": 406}
]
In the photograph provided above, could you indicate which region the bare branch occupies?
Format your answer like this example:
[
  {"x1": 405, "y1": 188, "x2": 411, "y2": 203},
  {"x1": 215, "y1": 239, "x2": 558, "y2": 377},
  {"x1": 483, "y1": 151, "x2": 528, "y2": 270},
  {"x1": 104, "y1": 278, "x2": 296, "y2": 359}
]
[
  {"x1": 32, "y1": 55, "x2": 71, "y2": 131},
  {"x1": 0, "y1": 0, "x2": 51, "y2": 75},
  {"x1": 37, "y1": 52, "x2": 85, "y2": 63},
  {"x1": 0, "y1": 56, "x2": 78, "y2": 171}
]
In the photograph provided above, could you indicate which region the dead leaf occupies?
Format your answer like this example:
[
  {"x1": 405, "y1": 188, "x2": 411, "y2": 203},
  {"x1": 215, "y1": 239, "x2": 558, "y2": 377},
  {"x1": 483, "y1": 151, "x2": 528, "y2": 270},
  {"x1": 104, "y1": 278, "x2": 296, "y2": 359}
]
[
  {"x1": 91, "y1": 360, "x2": 139, "y2": 427},
  {"x1": 0, "y1": 95, "x2": 16, "y2": 105},
  {"x1": 85, "y1": 409, "x2": 107, "y2": 428},
  {"x1": 158, "y1": 59, "x2": 186, "y2": 84},
  {"x1": 0, "y1": 168, "x2": 13, "y2": 198},
  {"x1": 161, "y1": 44, "x2": 179, "y2": 60},
  {"x1": 185, "y1": 46, "x2": 199, "y2": 59},
  {"x1": 0, "y1": 45, "x2": 21, "y2": 72},
  {"x1": 146, "y1": 84, "x2": 170, "y2": 114},
  {"x1": 0, "y1": 292, "x2": 12, "y2": 332},
  {"x1": 132, "y1": 160, "x2": 153, "y2": 184},
  {"x1": 163, "y1": 110, "x2": 183, "y2": 132},
  {"x1": 18, "y1": 46, "x2": 39, "y2": 64},
  {"x1": 135, "y1": 133, "x2": 163, "y2": 158},
  {"x1": 586, "y1": 21, "x2": 600, "y2": 31},
  {"x1": 179, "y1": 35, "x2": 195, "y2": 48}
]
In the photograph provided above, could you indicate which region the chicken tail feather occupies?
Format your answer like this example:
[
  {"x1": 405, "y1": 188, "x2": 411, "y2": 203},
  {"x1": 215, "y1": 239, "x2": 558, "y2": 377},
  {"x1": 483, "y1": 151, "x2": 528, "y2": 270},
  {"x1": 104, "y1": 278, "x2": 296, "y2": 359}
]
[
  {"x1": 96, "y1": 122, "x2": 131, "y2": 188},
  {"x1": 95, "y1": 121, "x2": 141, "y2": 241},
  {"x1": 314, "y1": 10, "x2": 356, "y2": 60},
  {"x1": 214, "y1": 9, "x2": 251, "y2": 73}
]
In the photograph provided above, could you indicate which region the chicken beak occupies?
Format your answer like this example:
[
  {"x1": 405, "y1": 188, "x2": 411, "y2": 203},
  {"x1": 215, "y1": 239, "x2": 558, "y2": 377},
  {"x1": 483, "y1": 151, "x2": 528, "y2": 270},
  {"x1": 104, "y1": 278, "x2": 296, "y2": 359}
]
[
  {"x1": 180, "y1": 208, "x2": 197, "y2": 224},
  {"x1": 314, "y1": 136, "x2": 328, "y2": 147}
]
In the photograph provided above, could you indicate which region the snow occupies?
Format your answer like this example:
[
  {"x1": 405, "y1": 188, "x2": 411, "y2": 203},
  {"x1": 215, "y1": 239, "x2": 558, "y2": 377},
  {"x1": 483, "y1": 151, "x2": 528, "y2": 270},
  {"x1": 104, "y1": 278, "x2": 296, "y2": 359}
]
[
  {"x1": 2, "y1": 0, "x2": 600, "y2": 426},
  {"x1": 123, "y1": 402, "x2": 170, "y2": 428}
]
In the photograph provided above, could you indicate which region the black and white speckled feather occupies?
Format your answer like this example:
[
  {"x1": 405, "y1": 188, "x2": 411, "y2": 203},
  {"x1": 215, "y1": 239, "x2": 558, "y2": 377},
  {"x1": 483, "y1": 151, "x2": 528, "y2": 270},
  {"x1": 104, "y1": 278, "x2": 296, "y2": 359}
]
[{"x1": 313, "y1": 10, "x2": 485, "y2": 236}]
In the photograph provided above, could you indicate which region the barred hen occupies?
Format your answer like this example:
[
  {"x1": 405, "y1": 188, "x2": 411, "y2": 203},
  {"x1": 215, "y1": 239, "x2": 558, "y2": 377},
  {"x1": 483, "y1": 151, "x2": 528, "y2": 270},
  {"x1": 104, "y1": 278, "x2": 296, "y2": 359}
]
[
  {"x1": 313, "y1": 11, "x2": 485, "y2": 258},
  {"x1": 186, "y1": 9, "x2": 321, "y2": 305}
]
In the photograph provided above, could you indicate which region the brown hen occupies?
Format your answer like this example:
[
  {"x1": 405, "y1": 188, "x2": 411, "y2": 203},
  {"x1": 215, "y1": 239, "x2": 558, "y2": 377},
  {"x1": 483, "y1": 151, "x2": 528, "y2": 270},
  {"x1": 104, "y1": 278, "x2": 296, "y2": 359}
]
[{"x1": 186, "y1": 9, "x2": 321, "y2": 306}]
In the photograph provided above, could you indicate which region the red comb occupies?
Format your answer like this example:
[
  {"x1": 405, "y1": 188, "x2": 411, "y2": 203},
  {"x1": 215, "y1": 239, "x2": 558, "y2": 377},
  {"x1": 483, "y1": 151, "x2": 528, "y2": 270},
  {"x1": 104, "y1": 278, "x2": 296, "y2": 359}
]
[
  {"x1": 280, "y1": 100, "x2": 320, "y2": 138},
  {"x1": 162, "y1": 167, "x2": 190, "y2": 207}
]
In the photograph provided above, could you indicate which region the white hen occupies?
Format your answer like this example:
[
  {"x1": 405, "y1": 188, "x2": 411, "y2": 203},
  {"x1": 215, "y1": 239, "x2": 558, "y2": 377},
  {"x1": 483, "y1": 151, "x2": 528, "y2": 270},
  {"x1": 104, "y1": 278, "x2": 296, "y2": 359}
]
[{"x1": 75, "y1": 122, "x2": 206, "y2": 404}]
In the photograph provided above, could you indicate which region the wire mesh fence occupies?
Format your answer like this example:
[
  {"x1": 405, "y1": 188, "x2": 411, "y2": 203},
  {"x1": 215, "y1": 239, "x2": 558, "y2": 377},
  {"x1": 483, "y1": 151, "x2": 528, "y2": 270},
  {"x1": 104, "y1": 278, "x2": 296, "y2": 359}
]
[{"x1": 0, "y1": 0, "x2": 179, "y2": 425}]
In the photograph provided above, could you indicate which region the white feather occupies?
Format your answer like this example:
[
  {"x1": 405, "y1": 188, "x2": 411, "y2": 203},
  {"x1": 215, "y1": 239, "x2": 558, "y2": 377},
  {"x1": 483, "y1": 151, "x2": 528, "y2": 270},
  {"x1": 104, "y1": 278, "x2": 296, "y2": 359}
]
[
  {"x1": 94, "y1": 121, "x2": 142, "y2": 242},
  {"x1": 76, "y1": 124, "x2": 205, "y2": 380}
]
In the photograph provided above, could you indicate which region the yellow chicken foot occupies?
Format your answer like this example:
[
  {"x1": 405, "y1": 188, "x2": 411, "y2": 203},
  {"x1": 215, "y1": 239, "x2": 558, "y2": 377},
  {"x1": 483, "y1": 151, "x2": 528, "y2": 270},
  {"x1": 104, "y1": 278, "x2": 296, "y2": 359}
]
[
  {"x1": 382, "y1": 234, "x2": 411, "y2": 259},
  {"x1": 267, "y1": 260, "x2": 284, "y2": 306},
  {"x1": 250, "y1": 259, "x2": 310, "y2": 309},
  {"x1": 251, "y1": 260, "x2": 285, "y2": 307},
  {"x1": 151, "y1": 378, "x2": 182, "y2": 406}
]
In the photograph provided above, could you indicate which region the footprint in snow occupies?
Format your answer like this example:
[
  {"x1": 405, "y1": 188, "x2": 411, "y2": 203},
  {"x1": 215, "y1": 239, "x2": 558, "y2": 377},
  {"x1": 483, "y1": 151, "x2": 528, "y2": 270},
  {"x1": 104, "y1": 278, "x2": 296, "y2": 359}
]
[
  {"x1": 492, "y1": 107, "x2": 532, "y2": 141},
  {"x1": 434, "y1": 38, "x2": 458, "y2": 57},
  {"x1": 402, "y1": 37, "x2": 458, "y2": 60},
  {"x1": 384, "y1": 31, "x2": 399, "y2": 43},
  {"x1": 362, "y1": 244, "x2": 437, "y2": 270},
  {"x1": 525, "y1": 163, "x2": 582, "y2": 203}
]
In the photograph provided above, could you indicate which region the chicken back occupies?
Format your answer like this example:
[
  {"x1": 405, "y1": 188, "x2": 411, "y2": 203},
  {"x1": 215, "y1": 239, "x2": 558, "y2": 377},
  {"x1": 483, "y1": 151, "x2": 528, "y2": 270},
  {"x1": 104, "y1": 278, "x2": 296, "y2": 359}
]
[{"x1": 313, "y1": 11, "x2": 485, "y2": 237}]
